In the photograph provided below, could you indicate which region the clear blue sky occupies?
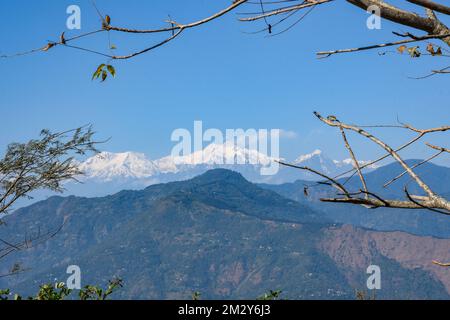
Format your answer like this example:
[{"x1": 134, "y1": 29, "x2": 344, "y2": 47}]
[{"x1": 1, "y1": 0, "x2": 449, "y2": 165}]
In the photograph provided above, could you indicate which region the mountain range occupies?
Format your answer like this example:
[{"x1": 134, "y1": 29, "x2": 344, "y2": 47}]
[
  {"x1": 42, "y1": 145, "x2": 378, "y2": 201},
  {"x1": 79, "y1": 146, "x2": 377, "y2": 183},
  {"x1": 1, "y1": 168, "x2": 450, "y2": 299}
]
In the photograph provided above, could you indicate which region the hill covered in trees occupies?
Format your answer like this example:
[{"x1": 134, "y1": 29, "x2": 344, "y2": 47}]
[{"x1": 1, "y1": 169, "x2": 449, "y2": 299}]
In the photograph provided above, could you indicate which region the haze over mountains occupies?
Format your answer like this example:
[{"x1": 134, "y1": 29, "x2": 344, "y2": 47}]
[{"x1": 2, "y1": 169, "x2": 450, "y2": 299}]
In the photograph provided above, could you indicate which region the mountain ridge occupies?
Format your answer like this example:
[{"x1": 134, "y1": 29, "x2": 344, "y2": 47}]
[
  {"x1": 24, "y1": 147, "x2": 376, "y2": 205},
  {"x1": 77, "y1": 146, "x2": 376, "y2": 183},
  {"x1": 2, "y1": 169, "x2": 450, "y2": 299}
]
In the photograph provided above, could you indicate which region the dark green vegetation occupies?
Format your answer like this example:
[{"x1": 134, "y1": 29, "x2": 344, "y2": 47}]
[
  {"x1": 1, "y1": 169, "x2": 449, "y2": 299},
  {"x1": 0, "y1": 278, "x2": 122, "y2": 300}
]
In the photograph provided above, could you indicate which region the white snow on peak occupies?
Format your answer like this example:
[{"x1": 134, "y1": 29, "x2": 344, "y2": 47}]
[
  {"x1": 79, "y1": 151, "x2": 159, "y2": 180},
  {"x1": 80, "y1": 143, "x2": 277, "y2": 181},
  {"x1": 155, "y1": 142, "x2": 275, "y2": 169},
  {"x1": 333, "y1": 158, "x2": 379, "y2": 169},
  {"x1": 293, "y1": 149, "x2": 338, "y2": 174},
  {"x1": 179, "y1": 142, "x2": 273, "y2": 166},
  {"x1": 294, "y1": 149, "x2": 323, "y2": 163},
  {"x1": 78, "y1": 146, "x2": 375, "y2": 183}
]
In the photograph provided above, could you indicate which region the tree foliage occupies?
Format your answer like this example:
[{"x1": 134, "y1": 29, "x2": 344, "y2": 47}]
[
  {"x1": 0, "y1": 125, "x2": 102, "y2": 215},
  {"x1": 0, "y1": 125, "x2": 102, "y2": 277},
  {"x1": 0, "y1": 278, "x2": 123, "y2": 301}
]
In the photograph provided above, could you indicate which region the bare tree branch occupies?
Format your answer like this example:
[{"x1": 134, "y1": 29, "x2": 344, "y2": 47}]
[
  {"x1": 239, "y1": 0, "x2": 333, "y2": 21},
  {"x1": 2, "y1": 0, "x2": 450, "y2": 77},
  {"x1": 407, "y1": 0, "x2": 450, "y2": 15},
  {"x1": 433, "y1": 260, "x2": 450, "y2": 267},
  {"x1": 319, "y1": 195, "x2": 445, "y2": 210},
  {"x1": 426, "y1": 143, "x2": 450, "y2": 153},
  {"x1": 347, "y1": 0, "x2": 447, "y2": 37},
  {"x1": 0, "y1": 222, "x2": 66, "y2": 260},
  {"x1": 383, "y1": 151, "x2": 444, "y2": 188},
  {"x1": 280, "y1": 112, "x2": 450, "y2": 214},
  {"x1": 317, "y1": 33, "x2": 450, "y2": 57},
  {"x1": 339, "y1": 126, "x2": 369, "y2": 199},
  {"x1": 107, "y1": 0, "x2": 249, "y2": 34},
  {"x1": 314, "y1": 112, "x2": 442, "y2": 200},
  {"x1": 276, "y1": 160, "x2": 351, "y2": 197},
  {"x1": 404, "y1": 187, "x2": 450, "y2": 215}
]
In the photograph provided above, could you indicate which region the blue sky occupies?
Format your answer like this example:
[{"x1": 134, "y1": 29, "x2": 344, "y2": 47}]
[{"x1": 1, "y1": 0, "x2": 449, "y2": 165}]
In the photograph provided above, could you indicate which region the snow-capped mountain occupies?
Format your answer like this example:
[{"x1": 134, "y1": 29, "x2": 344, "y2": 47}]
[
  {"x1": 79, "y1": 152, "x2": 160, "y2": 181},
  {"x1": 290, "y1": 149, "x2": 378, "y2": 177},
  {"x1": 293, "y1": 149, "x2": 338, "y2": 175},
  {"x1": 155, "y1": 142, "x2": 273, "y2": 171},
  {"x1": 71, "y1": 144, "x2": 375, "y2": 193},
  {"x1": 17, "y1": 144, "x2": 377, "y2": 206},
  {"x1": 333, "y1": 158, "x2": 379, "y2": 170},
  {"x1": 79, "y1": 142, "x2": 275, "y2": 181}
]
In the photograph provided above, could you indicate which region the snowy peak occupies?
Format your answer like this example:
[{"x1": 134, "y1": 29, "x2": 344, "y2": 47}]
[
  {"x1": 79, "y1": 143, "x2": 277, "y2": 182},
  {"x1": 293, "y1": 149, "x2": 337, "y2": 175},
  {"x1": 293, "y1": 150, "x2": 378, "y2": 176},
  {"x1": 79, "y1": 151, "x2": 159, "y2": 180},
  {"x1": 154, "y1": 142, "x2": 276, "y2": 174},
  {"x1": 294, "y1": 149, "x2": 323, "y2": 163},
  {"x1": 78, "y1": 146, "x2": 375, "y2": 186},
  {"x1": 173, "y1": 142, "x2": 274, "y2": 166},
  {"x1": 333, "y1": 159, "x2": 379, "y2": 169}
]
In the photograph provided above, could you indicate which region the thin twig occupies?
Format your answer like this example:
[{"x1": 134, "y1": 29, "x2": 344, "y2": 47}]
[
  {"x1": 433, "y1": 260, "x2": 450, "y2": 267},
  {"x1": 317, "y1": 33, "x2": 450, "y2": 57},
  {"x1": 277, "y1": 160, "x2": 351, "y2": 197},
  {"x1": 339, "y1": 125, "x2": 369, "y2": 199},
  {"x1": 314, "y1": 112, "x2": 440, "y2": 200},
  {"x1": 405, "y1": 187, "x2": 450, "y2": 215},
  {"x1": 426, "y1": 143, "x2": 450, "y2": 153},
  {"x1": 383, "y1": 151, "x2": 444, "y2": 188},
  {"x1": 239, "y1": 0, "x2": 333, "y2": 22}
]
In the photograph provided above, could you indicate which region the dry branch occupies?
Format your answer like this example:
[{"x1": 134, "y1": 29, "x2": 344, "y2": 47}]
[
  {"x1": 3, "y1": 0, "x2": 450, "y2": 72},
  {"x1": 317, "y1": 33, "x2": 450, "y2": 57},
  {"x1": 239, "y1": 0, "x2": 333, "y2": 21},
  {"x1": 280, "y1": 112, "x2": 450, "y2": 214},
  {"x1": 426, "y1": 143, "x2": 450, "y2": 153},
  {"x1": 383, "y1": 151, "x2": 443, "y2": 188},
  {"x1": 407, "y1": 0, "x2": 450, "y2": 15},
  {"x1": 339, "y1": 126, "x2": 369, "y2": 199},
  {"x1": 277, "y1": 160, "x2": 351, "y2": 197}
]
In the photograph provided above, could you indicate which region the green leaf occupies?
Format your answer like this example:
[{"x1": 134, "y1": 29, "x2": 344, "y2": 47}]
[
  {"x1": 92, "y1": 64, "x2": 106, "y2": 80},
  {"x1": 106, "y1": 65, "x2": 116, "y2": 77},
  {"x1": 96, "y1": 64, "x2": 106, "y2": 72},
  {"x1": 92, "y1": 71, "x2": 100, "y2": 80},
  {"x1": 101, "y1": 70, "x2": 108, "y2": 82}
]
